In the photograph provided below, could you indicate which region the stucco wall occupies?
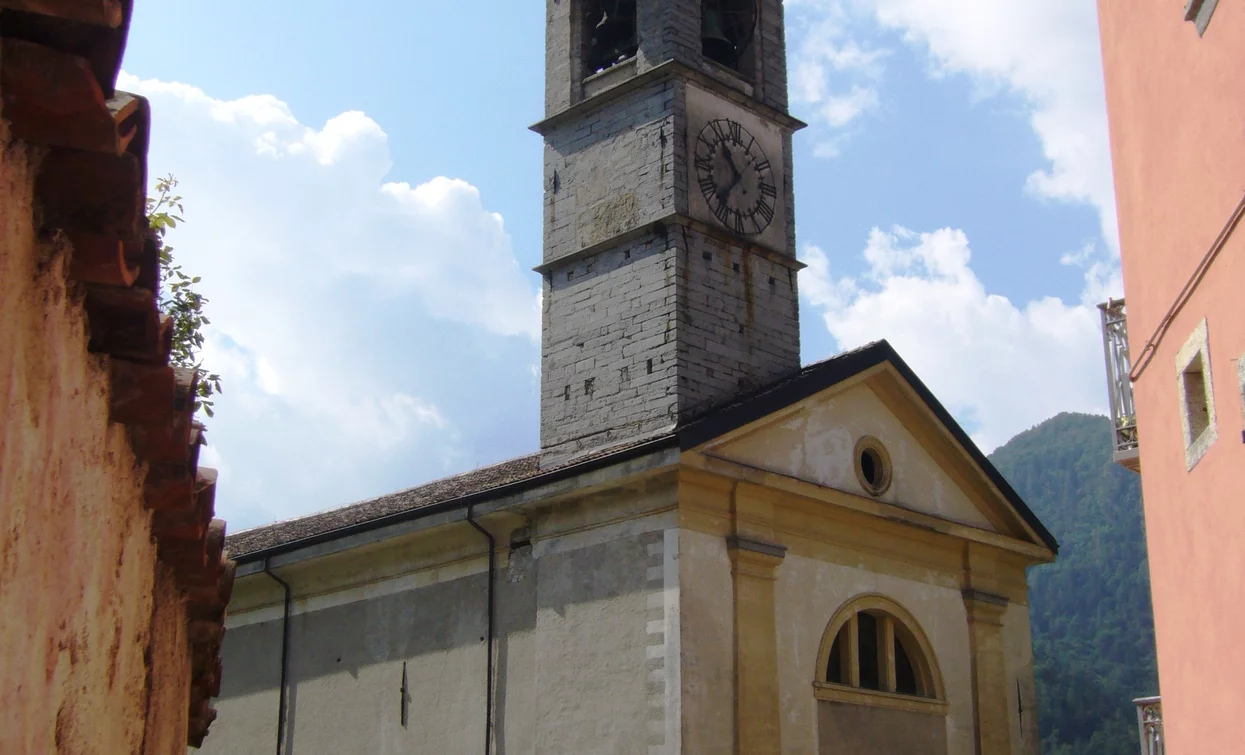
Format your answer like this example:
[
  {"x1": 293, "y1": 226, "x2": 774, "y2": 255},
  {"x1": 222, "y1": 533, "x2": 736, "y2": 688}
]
[
  {"x1": 208, "y1": 488, "x2": 680, "y2": 754},
  {"x1": 772, "y1": 552, "x2": 977, "y2": 755},
  {"x1": 712, "y1": 383, "x2": 997, "y2": 531},
  {"x1": 0, "y1": 133, "x2": 191, "y2": 754},
  {"x1": 1001, "y1": 600, "x2": 1040, "y2": 754},
  {"x1": 1098, "y1": 2, "x2": 1245, "y2": 750},
  {"x1": 816, "y1": 703, "x2": 948, "y2": 755},
  {"x1": 679, "y1": 529, "x2": 736, "y2": 754}
]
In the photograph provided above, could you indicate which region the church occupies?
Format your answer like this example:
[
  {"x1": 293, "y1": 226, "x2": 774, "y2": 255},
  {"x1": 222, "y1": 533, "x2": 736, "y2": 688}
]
[{"x1": 208, "y1": 2, "x2": 1057, "y2": 753}]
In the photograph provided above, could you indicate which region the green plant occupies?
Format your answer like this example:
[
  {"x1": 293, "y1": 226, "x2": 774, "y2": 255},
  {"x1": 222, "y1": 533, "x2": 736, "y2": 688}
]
[{"x1": 147, "y1": 175, "x2": 222, "y2": 418}]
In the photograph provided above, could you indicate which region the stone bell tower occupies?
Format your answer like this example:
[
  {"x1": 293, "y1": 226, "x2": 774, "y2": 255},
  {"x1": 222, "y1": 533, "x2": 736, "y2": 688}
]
[{"x1": 535, "y1": 0, "x2": 804, "y2": 465}]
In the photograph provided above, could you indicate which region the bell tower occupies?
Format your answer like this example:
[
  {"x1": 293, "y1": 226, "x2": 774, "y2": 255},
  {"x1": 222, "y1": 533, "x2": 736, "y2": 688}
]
[{"x1": 535, "y1": 0, "x2": 805, "y2": 465}]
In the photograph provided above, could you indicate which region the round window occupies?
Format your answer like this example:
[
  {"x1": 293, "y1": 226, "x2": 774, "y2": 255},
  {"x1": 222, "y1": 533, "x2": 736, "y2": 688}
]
[{"x1": 853, "y1": 436, "x2": 892, "y2": 496}]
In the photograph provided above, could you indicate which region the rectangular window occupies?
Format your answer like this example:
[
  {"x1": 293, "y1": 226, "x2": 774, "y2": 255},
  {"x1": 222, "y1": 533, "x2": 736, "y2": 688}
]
[
  {"x1": 1181, "y1": 353, "x2": 1211, "y2": 440},
  {"x1": 582, "y1": 0, "x2": 637, "y2": 76},
  {"x1": 1184, "y1": 0, "x2": 1220, "y2": 37},
  {"x1": 1175, "y1": 319, "x2": 1217, "y2": 469}
]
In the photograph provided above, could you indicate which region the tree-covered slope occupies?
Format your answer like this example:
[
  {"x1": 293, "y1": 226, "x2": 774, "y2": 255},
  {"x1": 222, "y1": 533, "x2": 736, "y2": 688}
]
[{"x1": 989, "y1": 412, "x2": 1158, "y2": 755}]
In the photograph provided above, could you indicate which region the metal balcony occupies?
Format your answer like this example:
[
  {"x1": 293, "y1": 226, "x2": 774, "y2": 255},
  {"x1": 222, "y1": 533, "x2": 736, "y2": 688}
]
[
  {"x1": 1099, "y1": 298, "x2": 1140, "y2": 472},
  {"x1": 1135, "y1": 696, "x2": 1164, "y2": 755}
]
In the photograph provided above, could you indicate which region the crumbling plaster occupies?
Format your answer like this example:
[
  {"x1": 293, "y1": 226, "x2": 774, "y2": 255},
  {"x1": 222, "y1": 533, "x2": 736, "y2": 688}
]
[{"x1": 0, "y1": 129, "x2": 190, "y2": 755}]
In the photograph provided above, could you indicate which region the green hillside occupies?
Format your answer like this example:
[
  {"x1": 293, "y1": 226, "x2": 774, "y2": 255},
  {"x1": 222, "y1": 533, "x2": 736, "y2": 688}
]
[{"x1": 989, "y1": 412, "x2": 1158, "y2": 755}]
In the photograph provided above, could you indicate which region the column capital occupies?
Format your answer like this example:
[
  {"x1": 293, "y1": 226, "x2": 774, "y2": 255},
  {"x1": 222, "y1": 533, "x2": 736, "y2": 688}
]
[
  {"x1": 727, "y1": 535, "x2": 786, "y2": 577},
  {"x1": 962, "y1": 589, "x2": 1009, "y2": 625}
]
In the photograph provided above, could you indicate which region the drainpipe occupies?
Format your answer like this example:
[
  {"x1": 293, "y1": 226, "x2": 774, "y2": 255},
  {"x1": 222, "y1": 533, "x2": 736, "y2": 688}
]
[
  {"x1": 263, "y1": 560, "x2": 293, "y2": 755},
  {"x1": 465, "y1": 505, "x2": 495, "y2": 755}
]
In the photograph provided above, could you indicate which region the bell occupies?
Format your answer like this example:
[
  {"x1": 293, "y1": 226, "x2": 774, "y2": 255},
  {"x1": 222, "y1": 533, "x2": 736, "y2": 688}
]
[{"x1": 702, "y1": 7, "x2": 737, "y2": 65}]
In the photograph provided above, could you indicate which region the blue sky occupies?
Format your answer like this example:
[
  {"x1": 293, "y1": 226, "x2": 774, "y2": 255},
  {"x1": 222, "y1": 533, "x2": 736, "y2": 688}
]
[{"x1": 119, "y1": 0, "x2": 1119, "y2": 530}]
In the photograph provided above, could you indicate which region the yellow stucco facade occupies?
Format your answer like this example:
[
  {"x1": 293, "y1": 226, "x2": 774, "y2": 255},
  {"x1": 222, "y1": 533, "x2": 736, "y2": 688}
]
[{"x1": 677, "y1": 362, "x2": 1052, "y2": 754}]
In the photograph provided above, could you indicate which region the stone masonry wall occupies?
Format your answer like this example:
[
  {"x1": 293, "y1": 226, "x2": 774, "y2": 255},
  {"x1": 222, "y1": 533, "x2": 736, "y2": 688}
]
[
  {"x1": 539, "y1": 223, "x2": 800, "y2": 462},
  {"x1": 543, "y1": 82, "x2": 680, "y2": 265},
  {"x1": 676, "y1": 226, "x2": 800, "y2": 418},
  {"x1": 544, "y1": 0, "x2": 788, "y2": 116},
  {"x1": 541, "y1": 229, "x2": 680, "y2": 457},
  {"x1": 539, "y1": 0, "x2": 799, "y2": 463},
  {"x1": 0, "y1": 133, "x2": 191, "y2": 755}
]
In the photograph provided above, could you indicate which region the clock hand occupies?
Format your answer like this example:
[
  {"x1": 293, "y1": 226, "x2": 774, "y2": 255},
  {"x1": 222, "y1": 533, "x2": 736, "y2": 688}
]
[
  {"x1": 721, "y1": 144, "x2": 743, "y2": 183},
  {"x1": 717, "y1": 144, "x2": 744, "y2": 202}
]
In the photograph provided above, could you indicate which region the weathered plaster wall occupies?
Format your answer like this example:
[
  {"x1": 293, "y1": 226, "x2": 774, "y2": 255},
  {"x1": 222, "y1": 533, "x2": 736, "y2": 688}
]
[
  {"x1": 711, "y1": 382, "x2": 997, "y2": 530},
  {"x1": 208, "y1": 482, "x2": 680, "y2": 754},
  {"x1": 0, "y1": 132, "x2": 190, "y2": 754},
  {"x1": 816, "y1": 703, "x2": 949, "y2": 755},
  {"x1": 678, "y1": 529, "x2": 736, "y2": 754},
  {"x1": 1098, "y1": 2, "x2": 1245, "y2": 750},
  {"x1": 772, "y1": 552, "x2": 977, "y2": 755},
  {"x1": 1001, "y1": 600, "x2": 1041, "y2": 755}
]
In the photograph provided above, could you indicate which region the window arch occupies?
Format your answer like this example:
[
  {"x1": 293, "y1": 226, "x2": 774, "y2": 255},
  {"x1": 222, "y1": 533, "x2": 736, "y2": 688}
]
[{"x1": 815, "y1": 595, "x2": 945, "y2": 703}]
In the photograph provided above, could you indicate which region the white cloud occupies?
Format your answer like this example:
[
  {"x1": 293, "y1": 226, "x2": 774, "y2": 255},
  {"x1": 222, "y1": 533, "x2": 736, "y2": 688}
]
[
  {"x1": 790, "y1": 0, "x2": 1117, "y2": 252},
  {"x1": 802, "y1": 227, "x2": 1107, "y2": 452},
  {"x1": 791, "y1": 1, "x2": 1124, "y2": 450},
  {"x1": 787, "y1": 1, "x2": 889, "y2": 155},
  {"x1": 819, "y1": 85, "x2": 881, "y2": 127},
  {"x1": 866, "y1": 0, "x2": 1118, "y2": 251},
  {"x1": 120, "y1": 73, "x2": 541, "y2": 528}
]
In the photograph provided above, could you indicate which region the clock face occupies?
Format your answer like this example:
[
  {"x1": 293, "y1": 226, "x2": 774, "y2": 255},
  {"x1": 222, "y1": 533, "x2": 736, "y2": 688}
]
[{"x1": 693, "y1": 118, "x2": 778, "y2": 237}]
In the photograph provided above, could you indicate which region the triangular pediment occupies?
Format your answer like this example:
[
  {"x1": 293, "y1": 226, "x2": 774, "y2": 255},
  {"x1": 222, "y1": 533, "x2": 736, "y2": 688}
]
[
  {"x1": 705, "y1": 380, "x2": 998, "y2": 530},
  {"x1": 682, "y1": 344, "x2": 1056, "y2": 553}
]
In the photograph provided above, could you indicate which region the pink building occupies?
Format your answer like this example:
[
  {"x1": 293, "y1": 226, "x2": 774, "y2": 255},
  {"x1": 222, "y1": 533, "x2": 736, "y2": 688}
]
[{"x1": 1097, "y1": 1, "x2": 1245, "y2": 752}]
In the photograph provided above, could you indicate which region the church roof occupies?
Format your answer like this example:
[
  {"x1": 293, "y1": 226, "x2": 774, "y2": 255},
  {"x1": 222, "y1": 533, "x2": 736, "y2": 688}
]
[{"x1": 227, "y1": 340, "x2": 1056, "y2": 562}]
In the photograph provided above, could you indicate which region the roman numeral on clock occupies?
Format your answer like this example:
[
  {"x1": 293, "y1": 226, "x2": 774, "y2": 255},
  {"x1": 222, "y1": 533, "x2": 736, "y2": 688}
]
[{"x1": 754, "y1": 200, "x2": 775, "y2": 226}]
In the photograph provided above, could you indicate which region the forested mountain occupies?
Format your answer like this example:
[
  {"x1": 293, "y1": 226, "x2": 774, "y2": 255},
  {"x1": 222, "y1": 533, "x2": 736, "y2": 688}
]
[{"x1": 989, "y1": 412, "x2": 1158, "y2": 755}]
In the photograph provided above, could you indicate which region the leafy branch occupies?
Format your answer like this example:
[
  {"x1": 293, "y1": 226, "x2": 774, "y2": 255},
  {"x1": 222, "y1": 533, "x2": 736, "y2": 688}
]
[{"x1": 148, "y1": 175, "x2": 222, "y2": 418}]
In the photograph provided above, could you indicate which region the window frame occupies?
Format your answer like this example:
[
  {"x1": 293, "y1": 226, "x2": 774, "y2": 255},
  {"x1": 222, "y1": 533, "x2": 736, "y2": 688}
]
[
  {"x1": 813, "y1": 594, "x2": 948, "y2": 715},
  {"x1": 579, "y1": 0, "x2": 639, "y2": 79},
  {"x1": 1174, "y1": 318, "x2": 1217, "y2": 470},
  {"x1": 853, "y1": 436, "x2": 893, "y2": 496}
]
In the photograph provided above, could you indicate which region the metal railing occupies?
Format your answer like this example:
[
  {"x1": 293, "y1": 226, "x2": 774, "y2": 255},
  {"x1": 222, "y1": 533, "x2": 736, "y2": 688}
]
[
  {"x1": 1135, "y1": 696, "x2": 1164, "y2": 755},
  {"x1": 1099, "y1": 298, "x2": 1140, "y2": 471}
]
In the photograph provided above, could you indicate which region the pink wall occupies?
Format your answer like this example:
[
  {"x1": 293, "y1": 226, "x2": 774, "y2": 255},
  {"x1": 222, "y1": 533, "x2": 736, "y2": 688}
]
[{"x1": 1098, "y1": 1, "x2": 1245, "y2": 751}]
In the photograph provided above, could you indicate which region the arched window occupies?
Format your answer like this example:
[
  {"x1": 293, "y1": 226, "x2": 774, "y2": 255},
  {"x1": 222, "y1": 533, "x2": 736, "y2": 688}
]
[{"x1": 815, "y1": 595, "x2": 945, "y2": 705}]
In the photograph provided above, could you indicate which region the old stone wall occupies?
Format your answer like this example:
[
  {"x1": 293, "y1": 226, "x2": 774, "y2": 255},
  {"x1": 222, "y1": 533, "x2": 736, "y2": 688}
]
[
  {"x1": 542, "y1": 0, "x2": 790, "y2": 114},
  {"x1": 0, "y1": 133, "x2": 189, "y2": 754},
  {"x1": 539, "y1": 223, "x2": 800, "y2": 462},
  {"x1": 542, "y1": 81, "x2": 679, "y2": 265},
  {"x1": 540, "y1": 231, "x2": 680, "y2": 458},
  {"x1": 676, "y1": 226, "x2": 800, "y2": 417}
]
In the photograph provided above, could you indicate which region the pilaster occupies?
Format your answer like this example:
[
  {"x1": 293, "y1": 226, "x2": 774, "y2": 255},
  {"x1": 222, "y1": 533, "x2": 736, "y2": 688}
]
[
  {"x1": 963, "y1": 588, "x2": 1011, "y2": 755},
  {"x1": 727, "y1": 482, "x2": 784, "y2": 755}
]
